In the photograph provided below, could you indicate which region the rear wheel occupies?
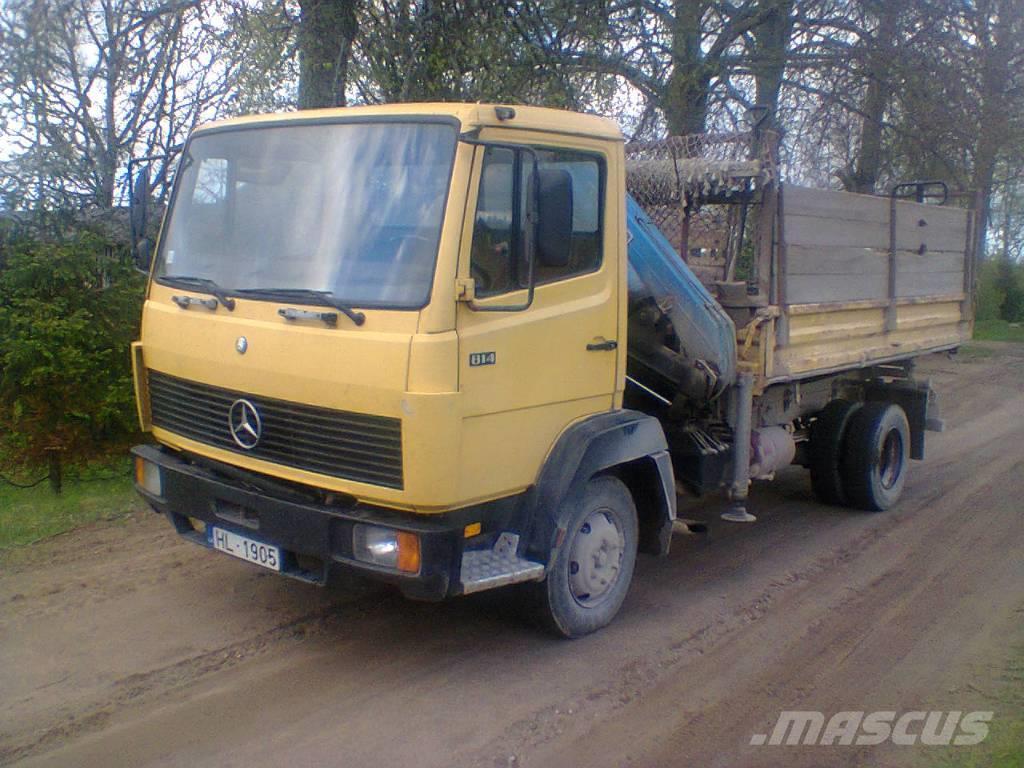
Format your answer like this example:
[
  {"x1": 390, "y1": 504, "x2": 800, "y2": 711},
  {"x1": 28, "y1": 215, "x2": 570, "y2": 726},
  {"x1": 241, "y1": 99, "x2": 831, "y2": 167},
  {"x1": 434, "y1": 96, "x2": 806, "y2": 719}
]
[
  {"x1": 809, "y1": 399, "x2": 862, "y2": 506},
  {"x1": 841, "y1": 402, "x2": 910, "y2": 511},
  {"x1": 534, "y1": 475, "x2": 638, "y2": 638}
]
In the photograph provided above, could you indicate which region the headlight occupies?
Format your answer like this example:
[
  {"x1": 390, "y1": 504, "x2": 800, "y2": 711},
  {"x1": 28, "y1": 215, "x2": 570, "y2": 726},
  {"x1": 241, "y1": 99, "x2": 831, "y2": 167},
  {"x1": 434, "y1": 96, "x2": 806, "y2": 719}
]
[
  {"x1": 352, "y1": 524, "x2": 420, "y2": 574},
  {"x1": 134, "y1": 456, "x2": 162, "y2": 496}
]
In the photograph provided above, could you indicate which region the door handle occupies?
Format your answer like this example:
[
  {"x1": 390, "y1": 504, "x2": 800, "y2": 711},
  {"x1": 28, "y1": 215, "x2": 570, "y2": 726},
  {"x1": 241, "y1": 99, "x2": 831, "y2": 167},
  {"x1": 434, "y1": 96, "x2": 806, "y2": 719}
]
[{"x1": 586, "y1": 339, "x2": 618, "y2": 352}]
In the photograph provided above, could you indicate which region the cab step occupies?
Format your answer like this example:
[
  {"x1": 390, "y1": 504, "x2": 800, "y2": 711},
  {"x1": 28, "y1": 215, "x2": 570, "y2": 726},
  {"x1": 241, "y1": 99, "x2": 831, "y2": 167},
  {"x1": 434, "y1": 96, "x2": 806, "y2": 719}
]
[{"x1": 460, "y1": 533, "x2": 545, "y2": 594}]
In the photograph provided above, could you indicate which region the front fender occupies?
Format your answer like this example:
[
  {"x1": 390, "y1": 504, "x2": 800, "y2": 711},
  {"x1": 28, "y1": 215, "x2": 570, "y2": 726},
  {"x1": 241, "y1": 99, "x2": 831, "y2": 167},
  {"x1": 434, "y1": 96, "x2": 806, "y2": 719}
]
[{"x1": 524, "y1": 410, "x2": 676, "y2": 562}]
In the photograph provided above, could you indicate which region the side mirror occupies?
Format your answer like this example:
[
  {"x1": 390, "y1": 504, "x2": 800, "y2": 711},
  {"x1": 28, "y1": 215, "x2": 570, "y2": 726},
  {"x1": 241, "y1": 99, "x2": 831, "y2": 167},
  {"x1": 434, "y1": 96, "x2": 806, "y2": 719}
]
[
  {"x1": 536, "y1": 168, "x2": 573, "y2": 268},
  {"x1": 129, "y1": 165, "x2": 152, "y2": 272}
]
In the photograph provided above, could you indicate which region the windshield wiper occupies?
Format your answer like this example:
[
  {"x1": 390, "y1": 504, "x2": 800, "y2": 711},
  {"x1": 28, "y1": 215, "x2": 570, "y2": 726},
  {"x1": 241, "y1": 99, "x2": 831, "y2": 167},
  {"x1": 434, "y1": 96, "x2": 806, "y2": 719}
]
[
  {"x1": 236, "y1": 288, "x2": 366, "y2": 327},
  {"x1": 160, "y1": 275, "x2": 236, "y2": 311}
]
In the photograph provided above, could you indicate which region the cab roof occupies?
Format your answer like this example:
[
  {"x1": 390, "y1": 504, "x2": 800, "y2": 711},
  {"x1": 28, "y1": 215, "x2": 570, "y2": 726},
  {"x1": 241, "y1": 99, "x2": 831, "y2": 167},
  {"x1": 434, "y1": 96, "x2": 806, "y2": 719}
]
[{"x1": 194, "y1": 103, "x2": 624, "y2": 142}]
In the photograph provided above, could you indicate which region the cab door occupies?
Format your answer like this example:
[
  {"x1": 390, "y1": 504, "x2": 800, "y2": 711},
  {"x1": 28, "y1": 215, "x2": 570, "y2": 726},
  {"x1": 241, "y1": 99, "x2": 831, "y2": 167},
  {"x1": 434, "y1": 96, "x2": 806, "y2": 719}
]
[{"x1": 455, "y1": 137, "x2": 621, "y2": 504}]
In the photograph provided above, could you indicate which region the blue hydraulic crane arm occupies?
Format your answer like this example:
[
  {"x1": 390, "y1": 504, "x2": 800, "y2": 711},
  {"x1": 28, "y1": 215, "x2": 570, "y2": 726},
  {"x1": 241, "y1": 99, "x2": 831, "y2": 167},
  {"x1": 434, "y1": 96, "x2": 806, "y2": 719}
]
[{"x1": 625, "y1": 193, "x2": 738, "y2": 399}]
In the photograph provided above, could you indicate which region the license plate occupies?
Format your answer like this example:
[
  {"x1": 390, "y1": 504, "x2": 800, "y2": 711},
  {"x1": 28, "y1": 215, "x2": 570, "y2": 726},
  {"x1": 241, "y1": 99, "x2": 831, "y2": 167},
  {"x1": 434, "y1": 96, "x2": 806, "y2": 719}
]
[{"x1": 209, "y1": 526, "x2": 281, "y2": 572}]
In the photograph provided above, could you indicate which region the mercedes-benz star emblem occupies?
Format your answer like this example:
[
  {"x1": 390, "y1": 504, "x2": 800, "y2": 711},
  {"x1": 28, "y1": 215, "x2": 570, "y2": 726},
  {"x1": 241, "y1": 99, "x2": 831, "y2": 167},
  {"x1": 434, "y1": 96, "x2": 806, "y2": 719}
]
[
  {"x1": 228, "y1": 399, "x2": 262, "y2": 449},
  {"x1": 235, "y1": 336, "x2": 248, "y2": 354}
]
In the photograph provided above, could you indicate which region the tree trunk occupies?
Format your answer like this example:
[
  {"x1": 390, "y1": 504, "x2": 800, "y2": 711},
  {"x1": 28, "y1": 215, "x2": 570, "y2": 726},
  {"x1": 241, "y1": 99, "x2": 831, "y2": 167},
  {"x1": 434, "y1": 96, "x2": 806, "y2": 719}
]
[
  {"x1": 973, "y1": 136, "x2": 1001, "y2": 260},
  {"x1": 751, "y1": 0, "x2": 794, "y2": 162},
  {"x1": 969, "y1": 0, "x2": 1016, "y2": 261},
  {"x1": 663, "y1": 68, "x2": 711, "y2": 136},
  {"x1": 751, "y1": 0, "x2": 794, "y2": 134},
  {"x1": 849, "y1": 0, "x2": 899, "y2": 194},
  {"x1": 47, "y1": 449, "x2": 62, "y2": 495},
  {"x1": 298, "y1": 0, "x2": 359, "y2": 110},
  {"x1": 663, "y1": 0, "x2": 711, "y2": 136},
  {"x1": 100, "y1": 0, "x2": 119, "y2": 209},
  {"x1": 998, "y1": 178, "x2": 1024, "y2": 320}
]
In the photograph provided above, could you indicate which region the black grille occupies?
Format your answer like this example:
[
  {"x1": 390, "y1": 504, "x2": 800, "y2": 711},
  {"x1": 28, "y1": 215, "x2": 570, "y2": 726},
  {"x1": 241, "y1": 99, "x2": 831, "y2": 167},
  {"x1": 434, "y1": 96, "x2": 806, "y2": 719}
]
[{"x1": 148, "y1": 370, "x2": 403, "y2": 489}]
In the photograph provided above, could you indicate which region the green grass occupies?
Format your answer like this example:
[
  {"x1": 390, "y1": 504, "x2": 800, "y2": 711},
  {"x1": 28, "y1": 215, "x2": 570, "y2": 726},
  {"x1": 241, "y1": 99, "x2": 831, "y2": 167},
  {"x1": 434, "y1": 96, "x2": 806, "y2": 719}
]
[
  {"x1": 928, "y1": 646, "x2": 1024, "y2": 768},
  {"x1": 0, "y1": 462, "x2": 142, "y2": 549},
  {"x1": 973, "y1": 319, "x2": 1024, "y2": 343}
]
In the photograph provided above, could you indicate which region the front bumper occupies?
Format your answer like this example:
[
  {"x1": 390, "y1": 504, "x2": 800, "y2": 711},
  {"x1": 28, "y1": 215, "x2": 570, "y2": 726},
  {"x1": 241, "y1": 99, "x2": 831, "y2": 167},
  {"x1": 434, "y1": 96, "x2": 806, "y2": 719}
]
[{"x1": 131, "y1": 444, "x2": 485, "y2": 600}]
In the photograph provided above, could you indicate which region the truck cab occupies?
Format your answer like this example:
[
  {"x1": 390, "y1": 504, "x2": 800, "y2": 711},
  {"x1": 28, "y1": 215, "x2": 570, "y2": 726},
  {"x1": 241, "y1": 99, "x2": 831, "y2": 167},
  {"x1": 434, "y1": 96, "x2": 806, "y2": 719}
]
[{"x1": 131, "y1": 104, "x2": 678, "y2": 637}]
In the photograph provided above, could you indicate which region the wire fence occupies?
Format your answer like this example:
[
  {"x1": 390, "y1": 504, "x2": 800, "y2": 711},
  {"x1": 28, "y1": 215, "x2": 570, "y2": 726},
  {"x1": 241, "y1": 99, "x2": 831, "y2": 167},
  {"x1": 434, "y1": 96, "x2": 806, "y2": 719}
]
[
  {"x1": 625, "y1": 131, "x2": 776, "y2": 205},
  {"x1": 0, "y1": 474, "x2": 50, "y2": 489},
  {"x1": 0, "y1": 465, "x2": 132, "y2": 490},
  {"x1": 625, "y1": 130, "x2": 778, "y2": 285}
]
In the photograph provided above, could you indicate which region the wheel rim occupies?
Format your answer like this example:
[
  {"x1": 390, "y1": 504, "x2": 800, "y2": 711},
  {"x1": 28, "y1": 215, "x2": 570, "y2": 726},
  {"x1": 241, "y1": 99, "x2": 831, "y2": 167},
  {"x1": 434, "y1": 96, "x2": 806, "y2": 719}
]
[
  {"x1": 878, "y1": 428, "x2": 904, "y2": 490},
  {"x1": 568, "y1": 507, "x2": 626, "y2": 608}
]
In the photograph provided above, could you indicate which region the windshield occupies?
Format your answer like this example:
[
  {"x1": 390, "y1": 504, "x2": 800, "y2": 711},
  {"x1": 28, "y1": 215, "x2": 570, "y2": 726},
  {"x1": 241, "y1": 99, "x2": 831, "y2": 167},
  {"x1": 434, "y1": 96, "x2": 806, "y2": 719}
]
[{"x1": 155, "y1": 120, "x2": 457, "y2": 308}]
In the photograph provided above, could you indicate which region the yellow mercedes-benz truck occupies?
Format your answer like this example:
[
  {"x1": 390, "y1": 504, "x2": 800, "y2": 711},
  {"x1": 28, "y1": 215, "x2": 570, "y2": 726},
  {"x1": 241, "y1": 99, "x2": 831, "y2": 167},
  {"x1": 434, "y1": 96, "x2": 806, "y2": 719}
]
[{"x1": 129, "y1": 104, "x2": 972, "y2": 636}]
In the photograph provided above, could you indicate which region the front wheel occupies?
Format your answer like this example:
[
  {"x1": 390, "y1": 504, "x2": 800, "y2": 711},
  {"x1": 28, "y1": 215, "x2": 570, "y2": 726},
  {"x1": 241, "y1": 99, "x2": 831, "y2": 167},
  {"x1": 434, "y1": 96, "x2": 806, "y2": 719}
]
[{"x1": 533, "y1": 475, "x2": 638, "y2": 638}]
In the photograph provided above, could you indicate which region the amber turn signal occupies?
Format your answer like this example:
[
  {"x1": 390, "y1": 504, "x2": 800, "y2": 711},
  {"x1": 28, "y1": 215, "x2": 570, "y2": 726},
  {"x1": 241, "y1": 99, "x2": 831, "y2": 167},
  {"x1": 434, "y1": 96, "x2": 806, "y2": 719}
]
[{"x1": 396, "y1": 531, "x2": 421, "y2": 574}]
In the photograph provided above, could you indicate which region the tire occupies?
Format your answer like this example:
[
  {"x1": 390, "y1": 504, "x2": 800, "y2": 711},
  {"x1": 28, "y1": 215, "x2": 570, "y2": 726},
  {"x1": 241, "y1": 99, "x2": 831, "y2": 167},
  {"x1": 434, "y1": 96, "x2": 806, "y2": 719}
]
[
  {"x1": 533, "y1": 475, "x2": 638, "y2": 638},
  {"x1": 841, "y1": 402, "x2": 911, "y2": 512},
  {"x1": 809, "y1": 399, "x2": 862, "y2": 506}
]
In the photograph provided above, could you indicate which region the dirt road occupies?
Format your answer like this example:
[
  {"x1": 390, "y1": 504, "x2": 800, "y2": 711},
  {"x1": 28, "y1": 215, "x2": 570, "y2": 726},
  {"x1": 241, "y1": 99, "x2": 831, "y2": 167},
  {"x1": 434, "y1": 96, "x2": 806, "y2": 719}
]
[{"x1": 2, "y1": 343, "x2": 1023, "y2": 768}]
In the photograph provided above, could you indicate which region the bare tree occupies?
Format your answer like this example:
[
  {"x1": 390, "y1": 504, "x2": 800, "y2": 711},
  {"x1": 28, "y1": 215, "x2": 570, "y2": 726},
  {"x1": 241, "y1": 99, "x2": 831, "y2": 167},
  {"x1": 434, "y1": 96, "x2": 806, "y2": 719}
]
[
  {"x1": 346, "y1": 0, "x2": 607, "y2": 107},
  {"x1": 960, "y1": 0, "x2": 1024, "y2": 258},
  {"x1": 0, "y1": 0, "x2": 281, "y2": 212},
  {"x1": 513, "y1": 0, "x2": 789, "y2": 137}
]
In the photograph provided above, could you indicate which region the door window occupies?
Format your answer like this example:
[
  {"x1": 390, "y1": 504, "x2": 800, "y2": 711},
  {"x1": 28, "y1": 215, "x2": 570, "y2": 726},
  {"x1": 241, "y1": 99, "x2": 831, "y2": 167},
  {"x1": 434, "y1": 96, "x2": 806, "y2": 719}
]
[{"x1": 469, "y1": 147, "x2": 604, "y2": 297}]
